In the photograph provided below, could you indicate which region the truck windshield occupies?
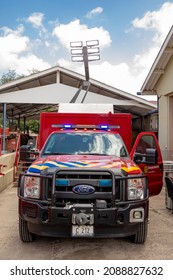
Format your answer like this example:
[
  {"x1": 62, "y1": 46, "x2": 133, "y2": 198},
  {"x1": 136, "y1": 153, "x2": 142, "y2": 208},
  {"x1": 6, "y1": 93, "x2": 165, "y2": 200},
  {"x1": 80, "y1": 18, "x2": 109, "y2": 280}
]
[{"x1": 41, "y1": 132, "x2": 128, "y2": 157}]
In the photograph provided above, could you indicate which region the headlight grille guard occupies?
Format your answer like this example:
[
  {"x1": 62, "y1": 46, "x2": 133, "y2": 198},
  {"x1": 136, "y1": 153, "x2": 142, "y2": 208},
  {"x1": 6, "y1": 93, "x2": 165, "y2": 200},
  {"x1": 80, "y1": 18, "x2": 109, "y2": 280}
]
[{"x1": 18, "y1": 168, "x2": 148, "y2": 206}]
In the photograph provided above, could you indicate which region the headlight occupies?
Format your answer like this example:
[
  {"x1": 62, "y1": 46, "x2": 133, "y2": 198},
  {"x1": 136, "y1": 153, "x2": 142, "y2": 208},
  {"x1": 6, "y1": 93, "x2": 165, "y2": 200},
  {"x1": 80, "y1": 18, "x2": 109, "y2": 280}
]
[
  {"x1": 127, "y1": 178, "x2": 145, "y2": 200},
  {"x1": 24, "y1": 175, "x2": 40, "y2": 199}
]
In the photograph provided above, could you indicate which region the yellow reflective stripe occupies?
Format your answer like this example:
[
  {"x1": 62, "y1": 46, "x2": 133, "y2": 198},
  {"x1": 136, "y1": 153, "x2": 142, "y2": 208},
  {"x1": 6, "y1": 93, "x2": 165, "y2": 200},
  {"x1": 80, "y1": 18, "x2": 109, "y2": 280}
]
[
  {"x1": 121, "y1": 166, "x2": 141, "y2": 172},
  {"x1": 30, "y1": 165, "x2": 48, "y2": 171}
]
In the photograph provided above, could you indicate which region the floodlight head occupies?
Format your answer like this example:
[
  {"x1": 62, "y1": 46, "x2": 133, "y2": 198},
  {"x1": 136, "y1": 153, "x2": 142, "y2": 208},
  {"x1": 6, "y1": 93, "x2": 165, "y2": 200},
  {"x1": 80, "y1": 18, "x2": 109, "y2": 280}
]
[
  {"x1": 87, "y1": 47, "x2": 100, "y2": 54},
  {"x1": 70, "y1": 40, "x2": 100, "y2": 67},
  {"x1": 71, "y1": 49, "x2": 83, "y2": 55},
  {"x1": 88, "y1": 54, "x2": 100, "y2": 61},
  {"x1": 71, "y1": 56, "x2": 84, "y2": 62},
  {"x1": 70, "y1": 41, "x2": 83, "y2": 48},
  {"x1": 86, "y1": 40, "x2": 99, "y2": 47}
]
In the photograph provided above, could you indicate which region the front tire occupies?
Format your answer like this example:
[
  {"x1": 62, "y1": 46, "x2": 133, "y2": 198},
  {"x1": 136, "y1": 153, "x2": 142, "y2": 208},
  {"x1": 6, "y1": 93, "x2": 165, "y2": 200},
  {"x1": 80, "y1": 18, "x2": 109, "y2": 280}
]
[
  {"x1": 131, "y1": 220, "x2": 148, "y2": 244},
  {"x1": 19, "y1": 217, "x2": 36, "y2": 242}
]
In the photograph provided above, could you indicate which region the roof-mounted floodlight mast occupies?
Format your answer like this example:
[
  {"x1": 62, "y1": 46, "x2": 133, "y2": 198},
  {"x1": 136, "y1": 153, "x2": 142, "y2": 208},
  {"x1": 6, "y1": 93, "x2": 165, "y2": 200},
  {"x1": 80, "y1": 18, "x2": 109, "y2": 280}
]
[{"x1": 70, "y1": 40, "x2": 100, "y2": 103}]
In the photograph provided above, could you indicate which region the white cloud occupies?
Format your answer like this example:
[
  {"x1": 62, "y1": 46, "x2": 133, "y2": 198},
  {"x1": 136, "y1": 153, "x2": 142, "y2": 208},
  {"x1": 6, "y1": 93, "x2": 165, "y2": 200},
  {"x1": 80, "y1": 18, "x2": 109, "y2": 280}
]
[
  {"x1": 0, "y1": 25, "x2": 28, "y2": 54},
  {"x1": 0, "y1": 26, "x2": 50, "y2": 74},
  {"x1": 52, "y1": 3, "x2": 173, "y2": 97},
  {"x1": 56, "y1": 58, "x2": 144, "y2": 94},
  {"x1": 133, "y1": 47, "x2": 159, "y2": 70},
  {"x1": 90, "y1": 61, "x2": 135, "y2": 92},
  {"x1": 86, "y1": 7, "x2": 103, "y2": 18},
  {"x1": 53, "y1": 19, "x2": 111, "y2": 49},
  {"x1": 27, "y1": 12, "x2": 44, "y2": 28},
  {"x1": 26, "y1": 12, "x2": 47, "y2": 34},
  {"x1": 125, "y1": 2, "x2": 173, "y2": 95},
  {"x1": 132, "y1": 2, "x2": 173, "y2": 45},
  {"x1": 15, "y1": 54, "x2": 50, "y2": 74}
]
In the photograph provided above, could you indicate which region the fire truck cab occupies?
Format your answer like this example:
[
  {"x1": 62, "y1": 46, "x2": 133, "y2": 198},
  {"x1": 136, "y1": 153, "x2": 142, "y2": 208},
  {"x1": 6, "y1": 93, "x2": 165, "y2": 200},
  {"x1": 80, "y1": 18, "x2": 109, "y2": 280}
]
[{"x1": 18, "y1": 108, "x2": 163, "y2": 244}]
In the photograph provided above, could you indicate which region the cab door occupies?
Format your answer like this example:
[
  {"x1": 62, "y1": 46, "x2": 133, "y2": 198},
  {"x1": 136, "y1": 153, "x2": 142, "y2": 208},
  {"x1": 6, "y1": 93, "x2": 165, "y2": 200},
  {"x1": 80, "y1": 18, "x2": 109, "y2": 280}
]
[{"x1": 130, "y1": 132, "x2": 163, "y2": 196}]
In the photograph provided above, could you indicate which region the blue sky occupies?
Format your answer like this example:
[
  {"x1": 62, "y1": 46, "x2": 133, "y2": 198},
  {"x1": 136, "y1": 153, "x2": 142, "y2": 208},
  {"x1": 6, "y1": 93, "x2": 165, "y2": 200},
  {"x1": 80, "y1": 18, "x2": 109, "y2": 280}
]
[{"x1": 0, "y1": 0, "x2": 173, "y2": 97}]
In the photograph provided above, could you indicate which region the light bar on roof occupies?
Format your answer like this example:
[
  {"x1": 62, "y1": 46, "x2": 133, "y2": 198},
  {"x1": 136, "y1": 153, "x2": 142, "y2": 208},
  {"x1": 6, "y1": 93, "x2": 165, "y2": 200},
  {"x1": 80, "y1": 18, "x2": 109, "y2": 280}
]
[
  {"x1": 52, "y1": 124, "x2": 120, "y2": 130},
  {"x1": 52, "y1": 124, "x2": 73, "y2": 128},
  {"x1": 75, "y1": 124, "x2": 96, "y2": 129}
]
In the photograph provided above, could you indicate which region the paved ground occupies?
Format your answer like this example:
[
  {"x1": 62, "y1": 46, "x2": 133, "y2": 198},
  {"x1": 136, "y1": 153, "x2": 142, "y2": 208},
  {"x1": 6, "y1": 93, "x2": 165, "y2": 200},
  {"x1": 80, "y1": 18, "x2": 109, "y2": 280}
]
[{"x1": 0, "y1": 184, "x2": 173, "y2": 260}]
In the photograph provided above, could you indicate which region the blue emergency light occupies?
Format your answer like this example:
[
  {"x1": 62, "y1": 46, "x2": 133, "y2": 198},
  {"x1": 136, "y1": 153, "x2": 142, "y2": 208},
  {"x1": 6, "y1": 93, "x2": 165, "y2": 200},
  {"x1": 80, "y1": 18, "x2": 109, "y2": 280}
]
[
  {"x1": 100, "y1": 125, "x2": 108, "y2": 129},
  {"x1": 98, "y1": 179, "x2": 112, "y2": 187},
  {"x1": 56, "y1": 179, "x2": 70, "y2": 186},
  {"x1": 63, "y1": 124, "x2": 72, "y2": 128}
]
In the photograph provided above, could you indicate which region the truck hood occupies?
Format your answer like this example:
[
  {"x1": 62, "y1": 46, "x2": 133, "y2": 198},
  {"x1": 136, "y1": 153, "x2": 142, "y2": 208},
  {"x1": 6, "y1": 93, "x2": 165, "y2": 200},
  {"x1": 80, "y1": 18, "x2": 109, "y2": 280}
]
[{"x1": 28, "y1": 155, "x2": 141, "y2": 175}]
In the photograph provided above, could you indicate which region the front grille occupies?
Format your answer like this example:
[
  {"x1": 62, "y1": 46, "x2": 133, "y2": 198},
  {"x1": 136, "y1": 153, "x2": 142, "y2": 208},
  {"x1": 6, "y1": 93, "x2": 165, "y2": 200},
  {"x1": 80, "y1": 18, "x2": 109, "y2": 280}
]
[{"x1": 48, "y1": 170, "x2": 122, "y2": 208}]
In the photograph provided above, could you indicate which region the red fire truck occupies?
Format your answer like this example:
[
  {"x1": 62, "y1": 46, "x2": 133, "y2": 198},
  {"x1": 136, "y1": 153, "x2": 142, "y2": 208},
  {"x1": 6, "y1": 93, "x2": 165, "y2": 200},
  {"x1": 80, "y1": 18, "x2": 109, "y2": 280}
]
[{"x1": 18, "y1": 111, "x2": 163, "y2": 243}]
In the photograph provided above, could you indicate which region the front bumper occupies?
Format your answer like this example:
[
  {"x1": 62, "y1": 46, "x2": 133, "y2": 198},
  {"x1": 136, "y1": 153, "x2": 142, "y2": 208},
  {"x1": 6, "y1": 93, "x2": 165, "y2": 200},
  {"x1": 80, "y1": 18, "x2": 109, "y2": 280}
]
[{"x1": 19, "y1": 198, "x2": 149, "y2": 238}]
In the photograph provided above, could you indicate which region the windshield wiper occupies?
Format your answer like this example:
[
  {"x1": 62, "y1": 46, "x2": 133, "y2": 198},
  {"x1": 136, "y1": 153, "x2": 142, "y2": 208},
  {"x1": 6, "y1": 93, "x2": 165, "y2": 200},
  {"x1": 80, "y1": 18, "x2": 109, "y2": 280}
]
[
  {"x1": 43, "y1": 152, "x2": 72, "y2": 155},
  {"x1": 77, "y1": 153, "x2": 109, "y2": 156}
]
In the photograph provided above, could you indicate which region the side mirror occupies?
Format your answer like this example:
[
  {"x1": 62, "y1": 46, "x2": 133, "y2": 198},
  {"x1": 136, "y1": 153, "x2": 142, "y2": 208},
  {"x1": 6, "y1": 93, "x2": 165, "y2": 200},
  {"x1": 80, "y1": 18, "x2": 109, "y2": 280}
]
[
  {"x1": 134, "y1": 152, "x2": 143, "y2": 164},
  {"x1": 145, "y1": 148, "x2": 157, "y2": 165},
  {"x1": 134, "y1": 148, "x2": 158, "y2": 165}
]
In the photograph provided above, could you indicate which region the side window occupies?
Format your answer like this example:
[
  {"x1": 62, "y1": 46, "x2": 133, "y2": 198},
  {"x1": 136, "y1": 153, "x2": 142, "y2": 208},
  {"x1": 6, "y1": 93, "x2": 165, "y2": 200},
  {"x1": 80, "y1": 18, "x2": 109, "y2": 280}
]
[
  {"x1": 44, "y1": 135, "x2": 56, "y2": 153},
  {"x1": 136, "y1": 135, "x2": 156, "y2": 154},
  {"x1": 120, "y1": 146, "x2": 127, "y2": 157}
]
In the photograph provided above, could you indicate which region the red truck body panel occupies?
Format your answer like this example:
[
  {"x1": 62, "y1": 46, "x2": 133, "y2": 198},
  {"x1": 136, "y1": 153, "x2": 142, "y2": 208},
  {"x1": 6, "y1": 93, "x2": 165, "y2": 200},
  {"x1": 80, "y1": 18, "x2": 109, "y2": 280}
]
[{"x1": 39, "y1": 112, "x2": 132, "y2": 152}]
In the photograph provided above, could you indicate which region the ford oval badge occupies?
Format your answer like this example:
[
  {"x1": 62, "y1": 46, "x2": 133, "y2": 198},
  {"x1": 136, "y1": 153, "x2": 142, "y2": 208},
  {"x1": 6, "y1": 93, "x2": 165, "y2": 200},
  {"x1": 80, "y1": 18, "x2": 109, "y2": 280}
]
[{"x1": 72, "y1": 185, "x2": 95, "y2": 195}]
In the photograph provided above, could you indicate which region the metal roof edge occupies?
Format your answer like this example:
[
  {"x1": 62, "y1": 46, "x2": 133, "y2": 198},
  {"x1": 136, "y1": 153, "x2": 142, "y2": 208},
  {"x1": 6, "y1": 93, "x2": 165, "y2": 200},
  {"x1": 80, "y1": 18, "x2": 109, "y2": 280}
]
[
  {"x1": 0, "y1": 64, "x2": 155, "y2": 108},
  {"x1": 0, "y1": 66, "x2": 60, "y2": 91},
  {"x1": 141, "y1": 25, "x2": 173, "y2": 92}
]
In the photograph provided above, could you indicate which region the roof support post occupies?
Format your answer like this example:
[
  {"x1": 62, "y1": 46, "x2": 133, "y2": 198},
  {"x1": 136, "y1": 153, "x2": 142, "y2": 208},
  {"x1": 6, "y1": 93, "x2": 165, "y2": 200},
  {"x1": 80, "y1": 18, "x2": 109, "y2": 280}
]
[
  {"x1": 23, "y1": 116, "x2": 26, "y2": 134},
  {"x1": 56, "y1": 70, "x2": 60, "y2": 83},
  {"x1": 17, "y1": 113, "x2": 21, "y2": 131},
  {"x1": 11, "y1": 108, "x2": 14, "y2": 125},
  {"x1": 2, "y1": 103, "x2": 7, "y2": 152}
]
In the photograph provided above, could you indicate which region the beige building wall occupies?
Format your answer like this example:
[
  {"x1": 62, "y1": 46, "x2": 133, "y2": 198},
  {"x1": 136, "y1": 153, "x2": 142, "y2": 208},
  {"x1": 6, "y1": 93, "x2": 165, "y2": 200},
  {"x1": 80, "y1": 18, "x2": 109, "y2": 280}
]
[
  {"x1": 0, "y1": 153, "x2": 15, "y2": 192},
  {"x1": 156, "y1": 56, "x2": 173, "y2": 160}
]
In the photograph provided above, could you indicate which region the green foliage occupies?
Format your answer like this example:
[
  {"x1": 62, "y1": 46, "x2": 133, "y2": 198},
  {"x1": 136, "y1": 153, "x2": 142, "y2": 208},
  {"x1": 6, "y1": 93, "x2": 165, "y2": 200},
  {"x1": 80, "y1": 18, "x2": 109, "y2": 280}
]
[
  {"x1": 0, "y1": 70, "x2": 25, "y2": 85},
  {"x1": 26, "y1": 120, "x2": 39, "y2": 134},
  {"x1": 0, "y1": 69, "x2": 41, "y2": 85},
  {"x1": 0, "y1": 69, "x2": 40, "y2": 133},
  {"x1": 0, "y1": 70, "x2": 55, "y2": 134}
]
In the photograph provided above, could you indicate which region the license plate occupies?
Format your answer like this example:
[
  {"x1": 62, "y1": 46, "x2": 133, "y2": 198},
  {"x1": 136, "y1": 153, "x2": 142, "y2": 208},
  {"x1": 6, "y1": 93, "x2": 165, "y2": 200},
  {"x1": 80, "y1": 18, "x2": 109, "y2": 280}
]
[{"x1": 72, "y1": 225, "x2": 94, "y2": 237}]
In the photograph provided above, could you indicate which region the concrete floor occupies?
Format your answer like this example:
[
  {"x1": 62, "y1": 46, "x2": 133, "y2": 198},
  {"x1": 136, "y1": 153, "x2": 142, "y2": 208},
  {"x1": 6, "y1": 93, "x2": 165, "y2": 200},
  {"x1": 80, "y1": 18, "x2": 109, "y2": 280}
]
[{"x1": 0, "y1": 184, "x2": 173, "y2": 260}]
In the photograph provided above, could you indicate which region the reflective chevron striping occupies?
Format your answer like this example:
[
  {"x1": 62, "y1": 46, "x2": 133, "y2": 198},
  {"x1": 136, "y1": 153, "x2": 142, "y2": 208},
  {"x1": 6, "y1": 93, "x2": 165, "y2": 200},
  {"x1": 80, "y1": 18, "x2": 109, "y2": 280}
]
[{"x1": 28, "y1": 160, "x2": 141, "y2": 175}]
